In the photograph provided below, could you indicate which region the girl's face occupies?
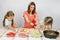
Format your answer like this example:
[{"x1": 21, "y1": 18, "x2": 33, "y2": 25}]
[
  {"x1": 7, "y1": 16, "x2": 14, "y2": 21},
  {"x1": 30, "y1": 5, "x2": 35, "y2": 12},
  {"x1": 44, "y1": 22, "x2": 47, "y2": 25}
]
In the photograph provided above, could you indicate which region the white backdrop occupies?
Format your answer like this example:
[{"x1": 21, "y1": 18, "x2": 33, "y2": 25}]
[{"x1": 0, "y1": 0, "x2": 60, "y2": 28}]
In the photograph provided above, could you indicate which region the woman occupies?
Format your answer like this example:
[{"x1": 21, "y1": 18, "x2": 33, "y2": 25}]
[{"x1": 23, "y1": 2, "x2": 40, "y2": 28}]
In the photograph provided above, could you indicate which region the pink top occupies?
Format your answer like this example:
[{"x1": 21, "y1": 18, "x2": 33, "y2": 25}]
[{"x1": 23, "y1": 11, "x2": 37, "y2": 28}]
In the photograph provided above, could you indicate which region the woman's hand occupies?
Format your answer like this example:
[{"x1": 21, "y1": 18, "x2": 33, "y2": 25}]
[
  {"x1": 34, "y1": 13, "x2": 40, "y2": 24},
  {"x1": 30, "y1": 22, "x2": 34, "y2": 26}
]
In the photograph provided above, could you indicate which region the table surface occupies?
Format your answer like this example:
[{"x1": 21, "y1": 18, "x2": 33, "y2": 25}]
[{"x1": 0, "y1": 27, "x2": 60, "y2": 40}]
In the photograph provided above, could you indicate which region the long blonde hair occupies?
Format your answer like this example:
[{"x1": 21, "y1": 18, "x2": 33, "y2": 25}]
[{"x1": 3, "y1": 11, "x2": 14, "y2": 26}]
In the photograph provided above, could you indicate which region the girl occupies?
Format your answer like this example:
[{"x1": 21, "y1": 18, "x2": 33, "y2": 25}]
[
  {"x1": 23, "y1": 2, "x2": 40, "y2": 28},
  {"x1": 40, "y1": 16, "x2": 53, "y2": 31},
  {"x1": 3, "y1": 11, "x2": 18, "y2": 31}
]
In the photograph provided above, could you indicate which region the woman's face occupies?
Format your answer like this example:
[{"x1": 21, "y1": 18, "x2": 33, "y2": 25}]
[
  {"x1": 30, "y1": 5, "x2": 35, "y2": 12},
  {"x1": 7, "y1": 16, "x2": 14, "y2": 21}
]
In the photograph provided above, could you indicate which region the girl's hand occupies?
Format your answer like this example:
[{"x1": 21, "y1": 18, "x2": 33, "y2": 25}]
[
  {"x1": 13, "y1": 24, "x2": 18, "y2": 28},
  {"x1": 40, "y1": 26, "x2": 45, "y2": 31},
  {"x1": 8, "y1": 26, "x2": 16, "y2": 31},
  {"x1": 13, "y1": 28, "x2": 16, "y2": 31}
]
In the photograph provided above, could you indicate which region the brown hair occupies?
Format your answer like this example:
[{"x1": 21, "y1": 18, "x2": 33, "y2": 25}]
[
  {"x1": 44, "y1": 16, "x2": 53, "y2": 27},
  {"x1": 3, "y1": 11, "x2": 14, "y2": 26},
  {"x1": 28, "y1": 2, "x2": 36, "y2": 14}
]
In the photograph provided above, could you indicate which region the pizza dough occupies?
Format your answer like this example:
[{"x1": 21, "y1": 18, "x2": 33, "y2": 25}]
[
  {"x1": 19, "y1": 33, "x2": 28, "y2": 38},
  {"x1": 19, "y1": 29, "x2": 29, "y2": 33}
]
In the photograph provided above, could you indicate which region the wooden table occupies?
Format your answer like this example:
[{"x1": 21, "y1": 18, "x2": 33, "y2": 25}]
[{"x1": 0, "y1": 27, "x2": 60, "y2": 40}]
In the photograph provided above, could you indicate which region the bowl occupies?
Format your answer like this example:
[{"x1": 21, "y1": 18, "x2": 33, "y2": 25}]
[{"x1": 43, "y1": 30, "x2": 59, "y2": 39}]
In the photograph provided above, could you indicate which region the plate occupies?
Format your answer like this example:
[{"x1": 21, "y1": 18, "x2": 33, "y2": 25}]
[{"x1": 6, "y1": 32, "x2": 16, "y2": 37}]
